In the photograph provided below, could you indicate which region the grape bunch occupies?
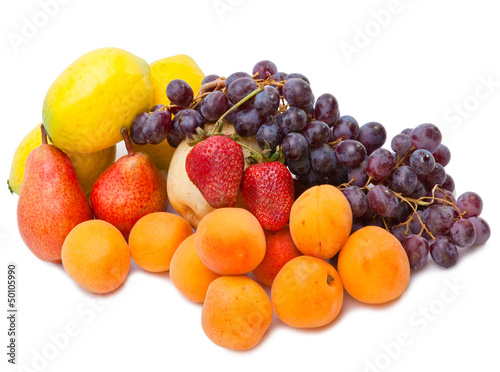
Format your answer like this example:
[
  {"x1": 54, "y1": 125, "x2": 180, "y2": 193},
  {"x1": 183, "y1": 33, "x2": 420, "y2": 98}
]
[{"x1": 128, "y1": 60, "x2": 490, "y2": 270}]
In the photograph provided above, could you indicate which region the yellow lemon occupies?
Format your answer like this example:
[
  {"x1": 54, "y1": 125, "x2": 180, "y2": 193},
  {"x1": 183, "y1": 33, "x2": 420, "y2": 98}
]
[
  {"x1": 8, "y1": 124, "x2": 116, "y2": 196},
  {"x1": 42, "y1": 47, "x2": 152, "y2": 154},
  {"x1": 133, "y1": 54, "x2": 205, "y2": 172}
]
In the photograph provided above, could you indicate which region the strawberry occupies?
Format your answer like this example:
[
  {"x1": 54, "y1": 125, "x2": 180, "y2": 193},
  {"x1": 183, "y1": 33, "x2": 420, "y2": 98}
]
[
  {"x1": 185, "y1": 135, "x2": 244, "y2": 208},
  {"x1": 240, "y1": 161, "x2": 295, "y2": 231}
]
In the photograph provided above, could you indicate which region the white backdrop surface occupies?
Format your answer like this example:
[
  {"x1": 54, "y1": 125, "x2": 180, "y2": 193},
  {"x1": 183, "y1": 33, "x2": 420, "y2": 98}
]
[{"x1": 0, "y1": 1, "x2": 498, "y2": 371}]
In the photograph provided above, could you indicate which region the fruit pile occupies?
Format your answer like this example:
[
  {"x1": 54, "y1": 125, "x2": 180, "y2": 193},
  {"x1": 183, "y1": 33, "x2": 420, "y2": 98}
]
[{"x1": 9, "y1": 48, "x2": 491, "y2": 352}]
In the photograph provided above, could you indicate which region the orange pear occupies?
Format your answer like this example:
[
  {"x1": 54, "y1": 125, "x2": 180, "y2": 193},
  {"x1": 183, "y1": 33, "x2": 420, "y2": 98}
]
[{"x1": 17, "y1": 125, "x2": 93, "y2": 263}]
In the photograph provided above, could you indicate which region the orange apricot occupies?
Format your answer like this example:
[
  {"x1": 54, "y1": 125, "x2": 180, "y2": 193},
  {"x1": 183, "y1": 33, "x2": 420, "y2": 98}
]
[
  {"x1": 252, "y1": 225, "x2": 302, "y2": 286},
  {"x1": 170, "y1": 234, "x2": 221, "y2": 303},
  {"x1": 337, "y1": 226, "x2": 410, "y2": 304},
  {"x1": 202, "y1": 275, "x2": 273, "y2": 350},
  {"x1": 271, "y1": 255, "x2": 343, "y2": 328},
  {"x1": 61, "y1": 220, "x2": 130, "y2": 294},
  {"x1": 289, "y1": 184, "x2": 352, "y2": 260},
  {"x1": 128, "y1": 212, "x2": 193, "y2": 272},
  {"x1": 195, "y1": 208, "x2": 266, "y2": 275}
]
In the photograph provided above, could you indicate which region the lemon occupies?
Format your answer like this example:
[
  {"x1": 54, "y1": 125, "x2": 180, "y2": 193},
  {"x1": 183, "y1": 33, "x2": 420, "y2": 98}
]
[
  {"x1": 8, "y1": 124, "x2": 116, "y2": 196},
  {"x1": 133, "y1": 54, "x2": 205, "y2": 172},
  {"x1": 42, "y1": 47, "x2": 152, "y2": 154},
  {"x1": 150, "y1": 54, "x2": 204, "y2": 107}
]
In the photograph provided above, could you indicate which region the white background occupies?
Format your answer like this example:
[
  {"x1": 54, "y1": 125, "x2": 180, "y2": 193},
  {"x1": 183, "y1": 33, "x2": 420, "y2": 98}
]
[{"x1": 1, "y1": 0, "x2": 499, "y2": 371}]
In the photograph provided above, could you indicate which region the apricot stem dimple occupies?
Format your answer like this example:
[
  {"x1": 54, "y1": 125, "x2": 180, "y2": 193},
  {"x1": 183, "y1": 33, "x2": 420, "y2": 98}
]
[{"x1": 327, "y1": 275, "x2": 334, "y2": 285}]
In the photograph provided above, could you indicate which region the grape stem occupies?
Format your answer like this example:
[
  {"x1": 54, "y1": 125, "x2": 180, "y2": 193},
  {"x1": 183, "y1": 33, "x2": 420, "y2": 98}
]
[
  {"x1": 211, "y1": 87, "x2": 264, "y2": 135},
  {"x1": 393, "y1": 192, "x2": 436, "y2": 240}
]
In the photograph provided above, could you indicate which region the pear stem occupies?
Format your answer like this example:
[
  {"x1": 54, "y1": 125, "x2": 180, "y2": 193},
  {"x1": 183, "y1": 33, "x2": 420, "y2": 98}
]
[
  {"x1": 121, "y1": 127, "x2": 135, "y2": 156},
  {"x1": 41, "y1": 124, "x2": 48, "y2": 145}
]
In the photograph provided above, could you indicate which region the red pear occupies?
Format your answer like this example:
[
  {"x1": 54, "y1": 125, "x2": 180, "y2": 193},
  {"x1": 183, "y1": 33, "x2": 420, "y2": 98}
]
[
  {"x1": 90, "y1": 128, "x2": 167, "y2": 240},
  {"x1": 17, "y1": 125, "x2": 93, "y2": 263}
]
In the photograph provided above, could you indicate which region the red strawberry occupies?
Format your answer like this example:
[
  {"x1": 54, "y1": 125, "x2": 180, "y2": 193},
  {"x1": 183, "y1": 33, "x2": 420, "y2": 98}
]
[
  {"x1": 185, "y1": 135, "x2": 244, "y2": 208},
  {"x1": 240, "y1": 161, "x2": 295, "y2": 231}
]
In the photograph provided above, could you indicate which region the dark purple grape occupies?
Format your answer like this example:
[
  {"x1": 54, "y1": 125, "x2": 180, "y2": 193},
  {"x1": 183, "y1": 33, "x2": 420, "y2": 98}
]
[
  {"x1": 283, "y1": 78, "x2": 314, "y2": 108},
  {"x1": 357, "y1": 122, "x2": 387, "y2": 155},
  {"x1": 410, "y1": 149, "x2": 435, "y2": 175},
  {"x1": 423, "y1": 205, "x2": 454, "y2": 236},
  {"x1": 170, "y1": 110, "x2": 185, "y2": 139},
  {"x1": 468, "y1": 217, "x2": 490, "y2": 245},
  {"x1": 150, "y1": 104, "x2": 164, "y2": 112},
  {"x1": 333, "y1": 115, "x2": 359, "y2": 140},
  {"x1": 367, "y1": 185, "x2": 399, "y2": 217},
  {"x1": 233, "y1": 108, "x2": 266, "y2": 137},
  {"x1": 252, "y1": 60, "x2": 278, "y2": 79},
  {"x1": 143, "y1": 109, "x2": 172, "y2": 144},
  {"x1": 410, "y1": 123, "x2": 442, "y2": 153},
  {"x1": 419, "y1": 163, "x2": 446, "y2": 189},
  {"x1": 430, "y1": 236, "x2": 458, "y2": 268},
  {"x1": 225, "y1": 72, "x2": 250, "y2": 89},
  {"x1": 403, "y1": 234, "x2": 430, "y2": 270},
  {"x1": 391, "y1": 133, "x2": 412, "y2": 156},
  {"x1": 348, "y1": 161, "x2": 369, "y2": 187},
  {"x1": 287, "y1": 152, "x2": 311, "y2": 176},
  {"x1": 401, "y1": 128, "x2": 413, "y2": 135},
  {"x1": 408, "y1": 210, "x2": 425, "y2": 235},
  {"x1": 166, "y1": 79, "x2": 194, "y2": 108},
  {"x1": 299, "y1": 169, "x2": 327, "y2": 188},
  {"x1": 391, "y1": 225, "x2": 409, "y2": 244},
  {"x1": 409, "y1": 180, "x2": 427, "y2": 199},
  {"x1": 427, "y1": 188, "x2": 456, "y2": 206},
  {"x1": 328, "y1": 163, "x2": 350, "y2": 186},
  {"x1": 270, "y1": 72, "x2": 287, "y2": 94},
  {"x1": 314, "y1": 93, "x2": 339, "y2": 127},
  {"x1": 166, "y1": 130, "x2": 183, "y2": 148},
  {"x1": 256, "y1": 121, "x2": 283, "y2": 151},
  {"x1": 301, "y1": 102, "x2": 315, "y2": 118},
  {"x1": 335, "y1": 140, "x2": 367, "y2": 167},
  {"x1": 310, "y1": 144, "x2": 337, "y2": 175},
  {"x1": 343, "y1": 186, "x2": 368, "y2": 217},
  {"x1": 450, "y1": 219, "x2": 476, "y2": 248},
  {"x1": 391, "y1": 166, "x2": 418, "y2": 195},
  {"x1": 282, "y1": 132, "x2": 309, "y2": 161},
  {"x1": 442, "y1": 174, "x2": 455, "y2": 192},
  {"x1": 201, "y1": 74, "x2": 220, "y2": 85},
  {"x1": 392, "y1": 200, "x2": 411, "y2": 225},
  {"x1": 227, "y1": 77, "x2": 258, "y2": 105},
  {"x1": 365, "y1": 148, "x2": 396, "y2": 181},
  {"x1": 176, "y1": 109, "x2": 204, "y2": 138},
  {"x1": 456, "y1": 192, "x2": 483, "y2": 218},
  {"x1": 432, "y1": 144, "x2": 451, "y2": 167},
  {"x1": 283, "y1": 107, "x2": 308, "y2": 132},
  {"x1": 130, "y1": 112, "x2": 149, "y2": 145},
  {"x1": 254, "y1": 86, "x2": 280, "y2": 116},
  {"x1": 286, "y1": 73, "x2": 310, "y2": 85},
  {"x1": 302, "y1": 120, "x2": 330, "y2": 146},
  {"x1": 200, "y1": 91, "x2": 229, "y2": 121}
]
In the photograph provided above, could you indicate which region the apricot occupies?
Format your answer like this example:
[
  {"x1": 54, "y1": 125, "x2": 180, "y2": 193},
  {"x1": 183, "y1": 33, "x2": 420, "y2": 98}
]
[
  {"x1": 252, "y1": 225, "x2": 302, "y2": 286},
  {"x1": 128, "y1": 212, "x2": 193, "y2": 272},
  {"x1": 337, "y1": 226, "x2": 410, "y2": 304},
  {"x1": 202, "y1": 275, "x2": 273, "y2": 350},
  {"x1": 61, "y1": 220, "x2": 130, "y2": 294},
  {"x1": 195, "y1": 208, "x2": 266, "y2": 275},
  {"x1": 271, "y1": 255, "x2": 343, "y2": 328},
  {"x1": 289, "y1": 184, "x2": 352, "y2": 260},
  {"x1": 170, "y1": 234, "x2": 221, "y2": 303}
]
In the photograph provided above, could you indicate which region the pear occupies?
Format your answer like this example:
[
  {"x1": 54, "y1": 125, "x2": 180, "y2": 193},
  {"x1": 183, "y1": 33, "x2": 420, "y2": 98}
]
[
  {"x1": 17, "y1": 125, "x2": 94, "y2": 263},
  {"x1": 90, "y1": 128, "x2": 167, "y2": 240}
]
